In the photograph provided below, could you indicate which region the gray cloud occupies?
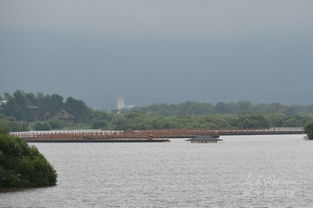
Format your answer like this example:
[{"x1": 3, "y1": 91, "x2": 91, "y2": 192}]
[
  {"x1": 1, "y1": 0, "x2": 313, "y2": 38},
  {"x1": 1, "y1": 0, "x2": 313, "y2": 109}
]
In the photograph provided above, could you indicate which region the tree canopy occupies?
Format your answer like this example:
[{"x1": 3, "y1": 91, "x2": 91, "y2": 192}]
[
  {"x1": 136, "y1": 101, "x2": 313, "y2": 116},
  {"x1": 0, "y1": 129, "x2": 57, "y2": 189},
  {"x1": 1, "y1": 90, "x2": 313, "y2": 131}
]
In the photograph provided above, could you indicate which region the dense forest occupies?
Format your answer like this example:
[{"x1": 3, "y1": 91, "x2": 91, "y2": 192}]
[{"x1": 0, "y1": 90, "x2": 313, "y2": 132}]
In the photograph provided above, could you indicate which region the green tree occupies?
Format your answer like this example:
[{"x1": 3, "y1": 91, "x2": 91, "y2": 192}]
[
  {"x1": 64, "y1": 97, "x2": 92, "y2": 123},
  {"x1": 2, "y1": 90, "x2": 32, "y2": 121}
]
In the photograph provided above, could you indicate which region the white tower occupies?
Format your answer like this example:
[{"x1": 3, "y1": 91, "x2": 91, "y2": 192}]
[{"x1": 117, "y1": 96, "x2": 125, "y2": 112}]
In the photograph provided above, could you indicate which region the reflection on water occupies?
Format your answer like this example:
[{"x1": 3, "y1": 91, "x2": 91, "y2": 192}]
[{"x1": 1, "y1": 135, "x2": 313, "y2": 208}]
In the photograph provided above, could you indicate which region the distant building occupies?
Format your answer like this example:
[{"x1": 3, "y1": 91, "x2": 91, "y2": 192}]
[
  {"x1": 117, "y1": 96, "x2": 125, "y2": 112},
  {"x1": 0, "y1": 100, "x2": 7, "y2": 106},
  {"x1": 54, "y1": 109, "x2": 75, "y2": 125},
  {"x1": 117, "y1": 96, "x2": 135, "y2": 113}
]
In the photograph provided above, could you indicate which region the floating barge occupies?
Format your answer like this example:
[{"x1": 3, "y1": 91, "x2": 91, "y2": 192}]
[{"x1": 186, "y1": 135, "x2": 223, "y2": 143}]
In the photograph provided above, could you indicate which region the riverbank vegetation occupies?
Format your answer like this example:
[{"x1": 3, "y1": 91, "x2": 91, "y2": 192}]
[
  {"x1": 304, "y1": 121, "x2": 313, "y2": 140},
  {"x1": 1, "y1": 90, "x2": 313, "y2": 131},
  {"x1": 0, "y1": 129, "x2": 57, "y2": 190}
]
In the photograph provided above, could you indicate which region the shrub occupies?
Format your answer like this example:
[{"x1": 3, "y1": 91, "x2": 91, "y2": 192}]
[
  {"x1": 0, "y1": 129, "x2": 57, "y2": 189},
  {"x1": 92, "y1": 120, "x2": 108, "y2": 129},
  {"x1": 304, "y1": 121, "x2": 313, "y2": 140},
  {"x1": 47, "y1": 119, "x2": 65, "y2": 130},
  {"x1": 31, "y1": 121, "x2": 51, "y2": 131},
  {"x1": 0, "y1": 114, "x2": 29, "y2": 132}
]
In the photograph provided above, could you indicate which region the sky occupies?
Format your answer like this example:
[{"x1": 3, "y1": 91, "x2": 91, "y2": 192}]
[{"x1": 1, "y1": 0, "x2": 313, "y2": 109}]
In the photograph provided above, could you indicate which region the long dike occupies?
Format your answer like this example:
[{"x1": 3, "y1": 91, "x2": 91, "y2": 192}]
[{"x1": 10, "y1": 128, "x2": 304, "y2": 143}]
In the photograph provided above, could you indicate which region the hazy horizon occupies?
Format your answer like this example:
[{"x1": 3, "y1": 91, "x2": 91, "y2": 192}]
[{"x1": 1, "y1": 0, "x2": 313, "y2": 109}]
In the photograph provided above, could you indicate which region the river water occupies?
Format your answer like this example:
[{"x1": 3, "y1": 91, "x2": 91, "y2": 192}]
[{"x1": 1, "y1": 135, "x2": 313, "y2": 208}]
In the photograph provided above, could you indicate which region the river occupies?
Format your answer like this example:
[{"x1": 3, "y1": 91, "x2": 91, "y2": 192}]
[{"x1": 1, "y1": 135, "x2": 313, "y2": 208}]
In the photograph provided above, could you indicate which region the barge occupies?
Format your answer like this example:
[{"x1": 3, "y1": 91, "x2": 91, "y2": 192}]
[{"x1": 186, "y1": 135, "x2": 222, "y2": 143}]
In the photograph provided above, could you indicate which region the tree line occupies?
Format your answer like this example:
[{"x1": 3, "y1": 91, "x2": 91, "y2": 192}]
[
  {"x1": 0, "y1": 90, "x2": 313, "y2": 131},
  {"x1": 0, "y1": 90, "x2": 93, "y2": 122},
  {"x1": 135, "y1": 101, "x2": 313, "y2": 116}
]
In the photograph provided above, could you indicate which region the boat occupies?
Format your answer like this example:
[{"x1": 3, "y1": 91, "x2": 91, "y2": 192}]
[{"x1": 186, "y1": 135, "x2": 222, "y2": 143}]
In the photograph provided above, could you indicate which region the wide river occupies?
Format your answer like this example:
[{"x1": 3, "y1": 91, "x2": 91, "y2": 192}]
[{"x1": 1, "y1": 135, "x2": 313, "y2": 208}]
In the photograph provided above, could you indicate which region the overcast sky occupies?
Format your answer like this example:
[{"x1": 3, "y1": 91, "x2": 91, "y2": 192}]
[{"x1": 1, "y1": 0, "x2": 313, "y2": 109}]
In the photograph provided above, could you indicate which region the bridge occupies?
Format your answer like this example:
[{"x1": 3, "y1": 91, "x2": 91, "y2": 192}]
[{"x1": 10, "y1": 128, "x2": 305, "y2": 142}]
